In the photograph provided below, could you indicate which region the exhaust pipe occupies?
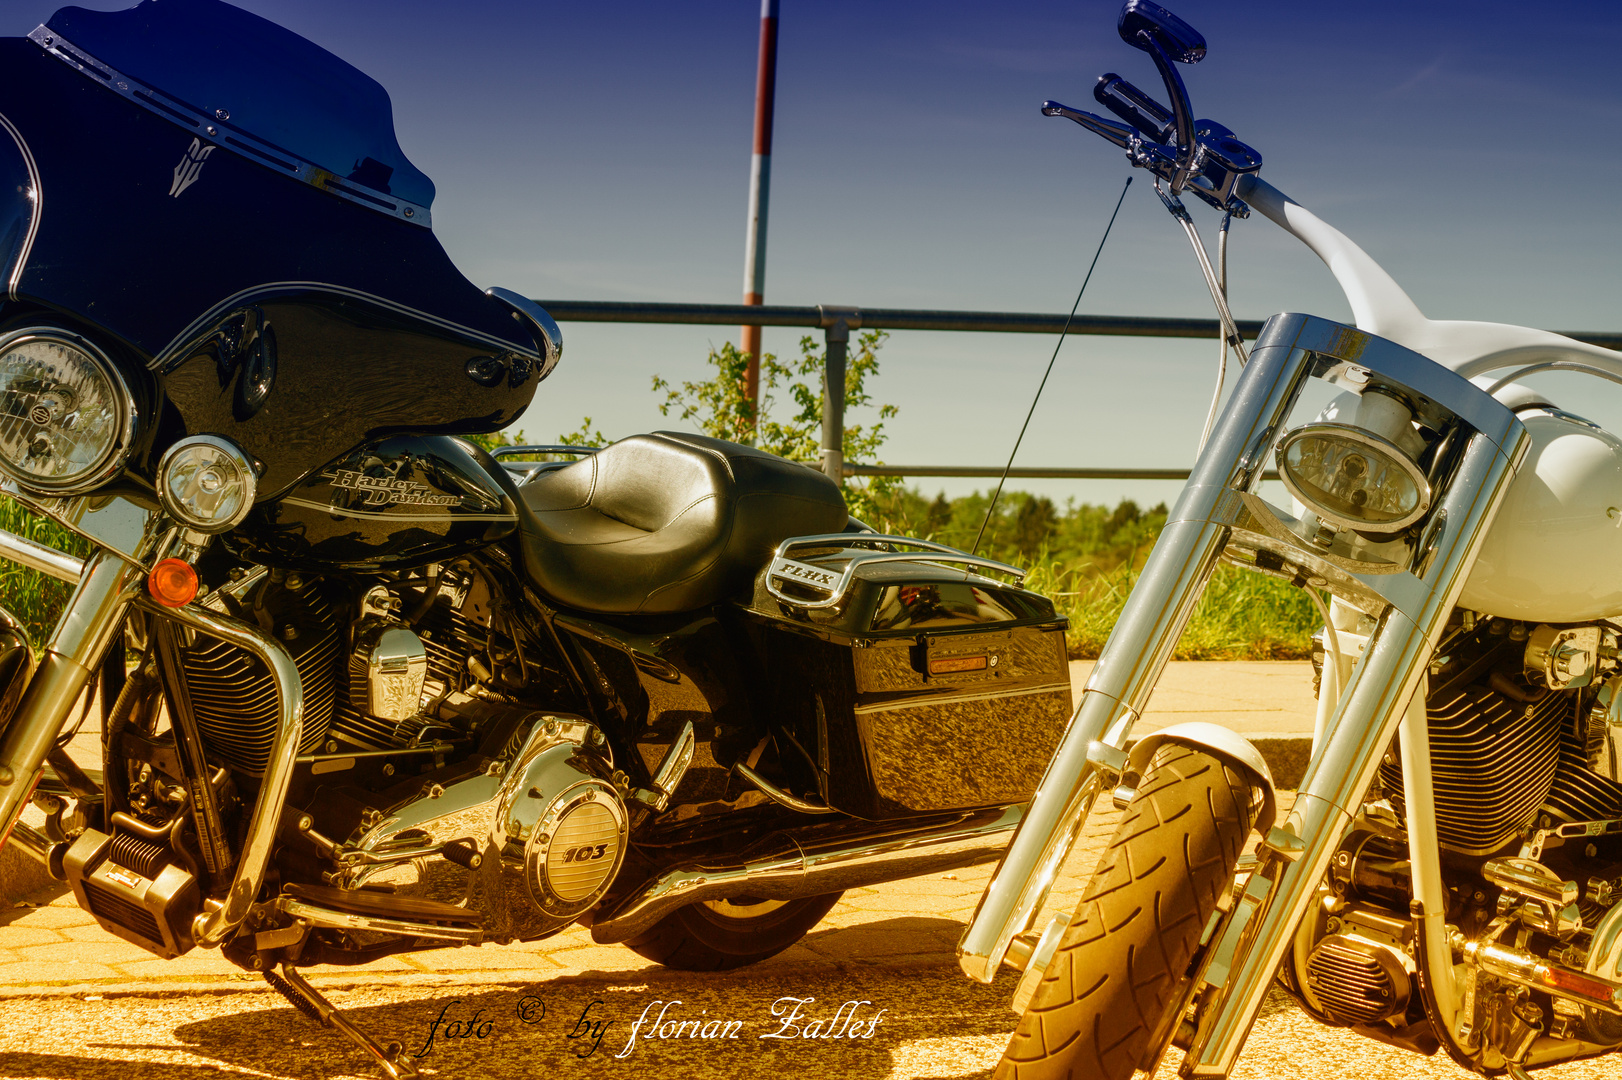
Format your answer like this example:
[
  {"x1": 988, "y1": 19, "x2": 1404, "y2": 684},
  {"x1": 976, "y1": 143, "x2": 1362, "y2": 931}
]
[{"x1": 590, "y1": 803, "x2": 1022, "y2": 944}]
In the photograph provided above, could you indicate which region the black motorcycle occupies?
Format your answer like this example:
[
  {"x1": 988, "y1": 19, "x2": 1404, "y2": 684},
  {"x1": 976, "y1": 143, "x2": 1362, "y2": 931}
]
[{"x1": 0, "y1": 2, "x2": 1071, "y2": 1075}]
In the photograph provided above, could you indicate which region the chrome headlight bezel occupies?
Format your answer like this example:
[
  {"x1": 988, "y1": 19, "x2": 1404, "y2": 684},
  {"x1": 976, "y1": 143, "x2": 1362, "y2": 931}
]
[
  {"x1": 0, "y1": 326, "x2": 138, "y2": 496},
  {"x1": 157, "y1": 433, "x2": 258, "y2": 533},
  {"x1": 1276, "y1": 421, "x2": 1433, "y2": 535}
]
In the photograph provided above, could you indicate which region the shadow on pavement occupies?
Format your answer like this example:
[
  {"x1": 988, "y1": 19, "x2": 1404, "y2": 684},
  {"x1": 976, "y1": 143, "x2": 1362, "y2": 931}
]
[{"x1": 0, "y1": 961, "x2": 1019, "y2": 1079}]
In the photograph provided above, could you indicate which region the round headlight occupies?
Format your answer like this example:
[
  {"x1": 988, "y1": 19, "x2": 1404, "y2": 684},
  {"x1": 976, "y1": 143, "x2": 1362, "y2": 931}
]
[
  {"x1": 0, "y1": 328, "x2": 136, "y2": 494},
  {"x1": 1277, "y1": 422, "x2": 1432, "y2": 534},
  {"x1": 158, "y1": 435, "x2": 257, "y2": 533}
]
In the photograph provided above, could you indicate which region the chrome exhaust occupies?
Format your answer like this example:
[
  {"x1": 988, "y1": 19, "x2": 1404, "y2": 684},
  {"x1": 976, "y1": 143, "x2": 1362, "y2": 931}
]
[{"x1": 590, "y1": 803, "x2": 1022, "y2": 944}]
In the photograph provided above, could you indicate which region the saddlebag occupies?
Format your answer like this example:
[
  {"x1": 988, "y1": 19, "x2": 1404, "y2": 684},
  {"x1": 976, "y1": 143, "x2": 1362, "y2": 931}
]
[{"x1": 743, "y1": 541, "x2": 1071, "y2": 819}]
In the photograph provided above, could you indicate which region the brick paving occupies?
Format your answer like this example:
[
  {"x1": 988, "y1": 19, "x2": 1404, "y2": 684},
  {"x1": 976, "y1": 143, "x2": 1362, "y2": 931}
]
[{"x1": 0, "y1": 790, "x2": 1296, "y2": 997}]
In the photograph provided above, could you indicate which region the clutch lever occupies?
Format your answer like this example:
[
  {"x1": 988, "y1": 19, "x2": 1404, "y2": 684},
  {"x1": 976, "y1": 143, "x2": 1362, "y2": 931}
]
[
  {"x1": 1040, "y1": 101, "x2": 1134, "y2": 149},
  {"x1": 1042, "y1": 100, "x2": 1182, "y2": 186},
  {"x1": 1093, "y1": 73, "x2": 1173, "y2": 144}
]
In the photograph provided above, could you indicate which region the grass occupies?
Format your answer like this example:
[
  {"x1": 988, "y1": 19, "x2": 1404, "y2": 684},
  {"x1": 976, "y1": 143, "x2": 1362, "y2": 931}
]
[
  {"x1": 0, "y1": 498, "x2": 94, "y2": 646},
  {"x1": 1026, "y1": 556, "x2": 1319, "y2": 661},
  {"x1": 863, "y1": 487, "x2": 1320, "y2": 661},
  {"x1": 0, "y1": 490, "x2": 1318, "y2": 662}
]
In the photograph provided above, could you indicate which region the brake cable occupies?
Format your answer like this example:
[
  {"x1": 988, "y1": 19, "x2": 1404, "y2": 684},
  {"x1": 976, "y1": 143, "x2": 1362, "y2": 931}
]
[{"x1": 1195, "y1": 210, "x2": 1234, "y2": 454}]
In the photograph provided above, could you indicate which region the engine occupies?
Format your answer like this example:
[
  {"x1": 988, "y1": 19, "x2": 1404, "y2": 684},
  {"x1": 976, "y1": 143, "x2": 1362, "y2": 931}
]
[
  {"x1": 1361, "y1": 615, "x2": 1622, "y2": 855},
  {"x1": 178, "y1": 565, "x2": 630, "y2": 939},
  {"x1": 66, "y1": 561, "x2": 570, "y2": 959},
  {"x1": 1289, "y1": 610, "x2": 1622, "y2": 1068},
  {"x1": 179, "y1": 565, "x2": 490, "y2": 770},
  {"x1": 180, "y1": 574, "x2": 340, "y2": 772}
]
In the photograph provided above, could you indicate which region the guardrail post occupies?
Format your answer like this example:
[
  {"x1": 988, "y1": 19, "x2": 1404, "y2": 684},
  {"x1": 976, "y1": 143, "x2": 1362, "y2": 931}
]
[{"x1": 818, "y1": 306, "x2": 860, "y2": 486}]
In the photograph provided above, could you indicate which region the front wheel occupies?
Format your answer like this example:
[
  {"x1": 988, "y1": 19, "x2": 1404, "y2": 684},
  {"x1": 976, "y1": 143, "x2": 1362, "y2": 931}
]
[
  {"x1": 622, "y1": 892, "x2": 843, "y2": 971},
  {"x1": 995, "y1": 744, "x2": 1259, "y2": 1080}
]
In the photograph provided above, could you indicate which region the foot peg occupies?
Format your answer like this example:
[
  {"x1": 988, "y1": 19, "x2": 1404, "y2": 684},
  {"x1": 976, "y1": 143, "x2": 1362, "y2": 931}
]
[{"x1": 266, "y1": 964, "x2": 420, "y2": 1079}]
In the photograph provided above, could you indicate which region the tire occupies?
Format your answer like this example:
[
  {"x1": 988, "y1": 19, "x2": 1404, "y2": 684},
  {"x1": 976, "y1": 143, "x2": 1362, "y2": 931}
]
[
  {"x1": 995, "y1": 745, "x2": 1258, "y2": 1080},
  {"x1": 622, "y1": 892, "x2": 843, "y2": 971}
]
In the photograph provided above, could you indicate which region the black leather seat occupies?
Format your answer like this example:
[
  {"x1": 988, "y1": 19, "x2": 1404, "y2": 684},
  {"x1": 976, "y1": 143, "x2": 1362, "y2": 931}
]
[{"x1": 516, "y1": 431, "x2": 847, "y2": 614}]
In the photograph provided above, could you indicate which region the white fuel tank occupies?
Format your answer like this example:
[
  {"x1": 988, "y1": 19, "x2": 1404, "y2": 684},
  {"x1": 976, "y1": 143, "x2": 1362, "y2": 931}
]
[{"x1": 1459, "y1": 408, "x2": 1622, "y2": 623}]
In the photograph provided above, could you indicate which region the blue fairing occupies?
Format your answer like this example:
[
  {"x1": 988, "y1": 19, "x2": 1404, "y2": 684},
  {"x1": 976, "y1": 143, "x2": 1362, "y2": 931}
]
[
  {"x1": 0, "y1": 0, "x2": 546, "y2": 498},
  {"x1": 45, "y1": 0, "x2": 434, "y2": 208}
]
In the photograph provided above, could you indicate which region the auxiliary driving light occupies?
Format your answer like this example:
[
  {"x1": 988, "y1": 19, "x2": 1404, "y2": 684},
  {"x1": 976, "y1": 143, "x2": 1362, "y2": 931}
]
[
  {"x1": 157, "y1": 434, "x2": 257, "y2": 532},
  {"x1": 1277, "y1": 422, "x2": 1431, "y2": 534},
  {"x1": 0, "y1": 327, "x2": 136, "y2": 495}
]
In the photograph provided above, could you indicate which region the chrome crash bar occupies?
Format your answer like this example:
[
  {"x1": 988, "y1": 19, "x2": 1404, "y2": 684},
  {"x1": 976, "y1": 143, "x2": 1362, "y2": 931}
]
[
  {"x1": 131, "y1": 594, "x2": 305, "y2": 947},
  {"x1": 764, "y1": 533, "x2": 1025, "y2": 610}
]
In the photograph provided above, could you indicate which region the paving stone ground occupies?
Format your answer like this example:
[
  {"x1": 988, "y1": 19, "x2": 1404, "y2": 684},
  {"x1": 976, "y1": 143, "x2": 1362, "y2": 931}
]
[{"x1": 0, "y1": 789, "x2": 1298, "y2": 997}]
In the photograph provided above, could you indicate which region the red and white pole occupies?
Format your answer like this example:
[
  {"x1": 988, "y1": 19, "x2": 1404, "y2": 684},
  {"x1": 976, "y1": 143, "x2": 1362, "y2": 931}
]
[{"x1": 740, "y1": 0, "x2": 779, "y2": 416}]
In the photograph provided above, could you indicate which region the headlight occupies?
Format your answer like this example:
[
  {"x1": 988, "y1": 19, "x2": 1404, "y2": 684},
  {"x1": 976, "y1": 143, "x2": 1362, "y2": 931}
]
[
  {"x1": 0, "y1": 328, "x2": 136, "y2": 494},
  {"x1": 158, "y1": 435, "x2": 257, "y2": 533},
  {"x1": 1277, "y1": 422, "x2": 1431, "y2": 534}
]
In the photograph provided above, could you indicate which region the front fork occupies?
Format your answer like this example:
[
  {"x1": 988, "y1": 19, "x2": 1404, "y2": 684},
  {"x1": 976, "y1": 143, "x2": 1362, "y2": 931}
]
[
  {"x1": 0, "y1": 531, "x2": 304, "y2": 949},
  {"x1": 958, "y1": 313, "x2": 1529, "y2": 1076},
  {"x1": 0, "y1": 549, "x2": 142, "y2": 852}
]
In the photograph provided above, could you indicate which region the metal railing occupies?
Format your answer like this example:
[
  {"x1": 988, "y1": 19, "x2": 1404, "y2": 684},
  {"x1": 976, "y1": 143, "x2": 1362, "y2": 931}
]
[{"x1": 538, "y1": 299, "x2": 1622, "y2": 485}]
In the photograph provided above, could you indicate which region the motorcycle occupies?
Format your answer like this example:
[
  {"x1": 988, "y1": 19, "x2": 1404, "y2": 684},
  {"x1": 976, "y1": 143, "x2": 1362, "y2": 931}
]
[
  {"x1": 0, "y1": 2, "x2": 1076, "y2": 1076},
  {"x1": 961, "y1": 2, "x2": 1622, "y2": 1078}
]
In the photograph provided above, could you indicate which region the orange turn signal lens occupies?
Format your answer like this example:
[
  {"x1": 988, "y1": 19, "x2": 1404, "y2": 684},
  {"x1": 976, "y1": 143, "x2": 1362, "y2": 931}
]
[{"x1": 148, "y1": 558, "x2": 198, "y2": 608}]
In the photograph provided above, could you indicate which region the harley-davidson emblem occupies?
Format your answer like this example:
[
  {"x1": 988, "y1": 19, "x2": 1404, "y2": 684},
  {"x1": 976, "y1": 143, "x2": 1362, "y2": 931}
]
[
  {"x1": 329, "y1": 468, "x2": 460, "y2": 508},
  {"x1": 170, "y1": 137, "x2": 214, "y2": 198}
]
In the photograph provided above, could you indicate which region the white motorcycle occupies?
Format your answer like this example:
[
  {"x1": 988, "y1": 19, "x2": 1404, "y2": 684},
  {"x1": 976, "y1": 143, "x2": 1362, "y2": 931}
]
[{"x1": 959, "y1": 3, "x2": 1622, "y2": 1077}]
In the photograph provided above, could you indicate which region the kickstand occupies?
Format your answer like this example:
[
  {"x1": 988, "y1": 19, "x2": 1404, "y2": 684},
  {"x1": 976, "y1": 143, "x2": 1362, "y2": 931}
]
[{"x1": 265, "y1": 964, "x2": 420, "y2": 1079}]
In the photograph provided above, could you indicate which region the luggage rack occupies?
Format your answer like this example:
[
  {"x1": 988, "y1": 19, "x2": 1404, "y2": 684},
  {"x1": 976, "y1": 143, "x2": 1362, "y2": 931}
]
[{"x1": 764, "y1": 533, "x2": 1026, "y2": 610}]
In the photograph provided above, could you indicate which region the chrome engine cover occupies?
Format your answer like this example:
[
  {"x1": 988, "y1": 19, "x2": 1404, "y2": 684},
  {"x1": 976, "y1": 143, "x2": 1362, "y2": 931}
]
[
  {"x1": 351, "y1": 707, "x2": 626, "y2": 941},
  {"x1": 493, "y1": 716, "x2": 627, "y2": 923},
  {"x1": 1304, "y1": 932, "x2": 1410, "y2": 1026}
]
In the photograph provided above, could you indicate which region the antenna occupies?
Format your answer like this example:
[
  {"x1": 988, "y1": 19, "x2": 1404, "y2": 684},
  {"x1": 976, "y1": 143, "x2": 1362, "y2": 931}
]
[{"x1": 970, "y1": 176, "x2": 1134, "y2": 556}]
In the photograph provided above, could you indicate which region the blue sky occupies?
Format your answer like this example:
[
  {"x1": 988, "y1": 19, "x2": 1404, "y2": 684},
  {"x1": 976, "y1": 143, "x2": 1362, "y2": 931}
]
[{"x1": 8, "y1": 0, "x2": 1622, "y2": 507}]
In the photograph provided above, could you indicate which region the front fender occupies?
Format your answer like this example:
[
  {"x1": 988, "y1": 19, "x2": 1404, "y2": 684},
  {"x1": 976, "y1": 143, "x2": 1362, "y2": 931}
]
[{"x1": 1127, "y1": 721, "x2": 1277, "y2": 835}]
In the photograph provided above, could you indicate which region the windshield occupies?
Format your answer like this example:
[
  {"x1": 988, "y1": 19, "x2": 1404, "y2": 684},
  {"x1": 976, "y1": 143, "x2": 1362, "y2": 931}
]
[{"x1": 45, "y1": 0, "x2": 434, "y2": 210}]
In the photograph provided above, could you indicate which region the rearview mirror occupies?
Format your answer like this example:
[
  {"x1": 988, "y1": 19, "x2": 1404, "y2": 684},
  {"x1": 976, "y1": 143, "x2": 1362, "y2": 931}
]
[{"x1": 1118, "y1": 0, "x2": 1206, "y2": 64}]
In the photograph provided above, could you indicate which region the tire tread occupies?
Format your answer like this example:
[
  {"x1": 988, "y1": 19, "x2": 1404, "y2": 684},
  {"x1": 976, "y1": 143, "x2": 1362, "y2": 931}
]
[{"x1": 995, "y1": 746, "x2": 1256, "y2": 1080}]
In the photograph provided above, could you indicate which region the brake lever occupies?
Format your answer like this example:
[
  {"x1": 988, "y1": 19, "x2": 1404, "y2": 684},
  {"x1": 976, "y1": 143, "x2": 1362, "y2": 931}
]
[
  {"x1": 1040, "y1": 101, "x2": 1134, "y2": 149},
  {"x1": 1093, "y1": 73, "x2": 1173, "y2": 144}
]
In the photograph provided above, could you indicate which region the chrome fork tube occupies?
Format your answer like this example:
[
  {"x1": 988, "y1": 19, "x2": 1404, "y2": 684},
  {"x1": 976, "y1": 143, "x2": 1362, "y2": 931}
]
[
  {"x1": 958, "y1": 335, "x2": 1316, "y2": 981},
  {"x1": 1182, "y1": 426, "x2": 1527, "y2": 1077},
  {"x1": 0, "y1": 550, "x2": 142, "y2": 846}
]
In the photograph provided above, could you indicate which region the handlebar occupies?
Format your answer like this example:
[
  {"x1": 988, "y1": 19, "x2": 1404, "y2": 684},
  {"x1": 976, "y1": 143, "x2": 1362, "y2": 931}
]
[{"x1": 1045, "y1": 3, "x2": 1261, "y2": 215}]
